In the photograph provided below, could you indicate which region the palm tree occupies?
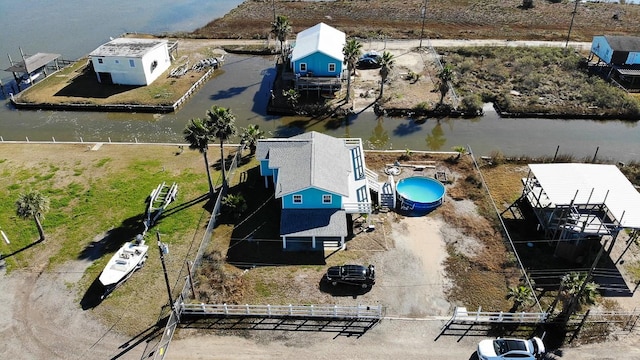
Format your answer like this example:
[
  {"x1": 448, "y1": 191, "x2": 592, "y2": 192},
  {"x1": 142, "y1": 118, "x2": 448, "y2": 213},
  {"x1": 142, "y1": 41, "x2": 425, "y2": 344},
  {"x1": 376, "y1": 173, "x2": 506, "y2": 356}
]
[
  {"x1": 222, "y1": 193, "x2": 247, "y2": 220},
  {"x1": 282, "y1": 88, "x2": 300, "y2": 108},
  {"x1": 437, "y1": 65, "x2": 454, "y2": 105},
  {"x1": 378, "y1": 51, "x2": 395, "y2": 100},
  {"x1": 506, "y1": 284, "x2": 535, "y2": 313},
  {"x1": 15, "y1": 190, "x2": 50, "y2": 242},
  {"x1": 184, "y1": 117, "x2": 215, "y2": 196},
  {"x1": 452, "y1": 145, "x2": 467, "y2": 160},
  {"x1": 207, "y1": 105, "x2": 237, "y2": 188},
  {"x1": 342, "y1": 39, "x2": 363, "y2": 102},
  {"x1": 240, "y1": 124, "x2": 265, "y2": 155},
  {"x1": 271, "y1": 15, "x2": 292, "y2": 61},
  {"x1": 558, "y1": 271, "x2": 599, "y2": 317}
]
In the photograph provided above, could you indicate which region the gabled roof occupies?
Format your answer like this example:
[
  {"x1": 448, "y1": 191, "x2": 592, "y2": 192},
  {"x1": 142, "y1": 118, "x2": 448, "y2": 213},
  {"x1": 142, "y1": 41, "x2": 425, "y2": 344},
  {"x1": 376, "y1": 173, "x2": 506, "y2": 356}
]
[
  {"x1": 256, "y1": 131, "x2": 352, "y2": 198},
  {"x1": 603, "y1": 35, "x2": 640, "y2": 52},
  {"x1": 89, "y1": 38, "x2": 168, "y2": 58},
  {"x1": 528, "y1": 163, "x2": 640, "y2": 229},
  {"x1": 291, "y1": 23, "x2": 345, "y2": 63}
]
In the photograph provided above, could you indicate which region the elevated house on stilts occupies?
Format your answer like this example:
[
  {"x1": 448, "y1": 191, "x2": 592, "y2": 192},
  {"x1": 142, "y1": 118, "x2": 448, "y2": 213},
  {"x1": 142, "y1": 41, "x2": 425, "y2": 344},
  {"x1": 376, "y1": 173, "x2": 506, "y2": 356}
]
[{"x1": 507, "y1": 163, "x2": 640, "y2": 295}]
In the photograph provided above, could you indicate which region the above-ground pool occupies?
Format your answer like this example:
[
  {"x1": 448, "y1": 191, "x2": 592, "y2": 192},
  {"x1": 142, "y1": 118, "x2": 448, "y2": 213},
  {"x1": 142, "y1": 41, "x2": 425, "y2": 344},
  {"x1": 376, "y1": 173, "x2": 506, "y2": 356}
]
[{"x1": 396, "y1": 176, "x2": 446, "y2": 212}]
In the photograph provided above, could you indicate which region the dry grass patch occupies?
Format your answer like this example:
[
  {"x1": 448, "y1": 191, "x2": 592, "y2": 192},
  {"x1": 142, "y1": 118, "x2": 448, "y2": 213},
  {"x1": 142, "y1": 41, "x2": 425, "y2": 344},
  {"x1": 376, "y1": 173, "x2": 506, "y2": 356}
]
[{"x1": 195, "y1": 0, "x2": 640, "y2": 42}]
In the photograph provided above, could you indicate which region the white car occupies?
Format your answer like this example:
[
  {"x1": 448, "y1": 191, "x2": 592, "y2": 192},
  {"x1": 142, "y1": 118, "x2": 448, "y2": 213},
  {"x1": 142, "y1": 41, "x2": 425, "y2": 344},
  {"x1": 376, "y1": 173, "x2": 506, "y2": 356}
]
[{"x1": 477, "y1": 337, "x2": 545, "y2": 360}]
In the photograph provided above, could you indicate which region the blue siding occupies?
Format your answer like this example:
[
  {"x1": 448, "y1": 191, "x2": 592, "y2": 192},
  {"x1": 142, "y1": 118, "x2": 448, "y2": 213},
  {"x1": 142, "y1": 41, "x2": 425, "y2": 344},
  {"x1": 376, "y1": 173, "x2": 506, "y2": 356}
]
[
  {"x1": 294, "y1": 52, "x2": 342, "y2": 77},
  {"x1": 282, "y1": 187, "x2": 342, "y2": 209},
  {"x1": 259, "y1": 159, "x2": 274, "y2": 176},
  {"x1": 591, "y1": 36, "x2": 613, "y2": 63},
  {"x1": 628, "y1": 51, "x2": 640, "y2": 65}
]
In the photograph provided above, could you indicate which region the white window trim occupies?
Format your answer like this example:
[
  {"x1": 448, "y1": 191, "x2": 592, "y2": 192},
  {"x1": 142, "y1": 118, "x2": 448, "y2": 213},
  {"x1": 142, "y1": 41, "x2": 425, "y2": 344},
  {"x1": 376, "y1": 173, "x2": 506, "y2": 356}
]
[
  {"x1": 293, "y1": 194, "x2": 303, "y2": 204},
  {"x1": 129, "y1": 59, "x2": 135, "y2": 67},
  {"x1": 300, "y1": 63, "x2": 307, "y2": 72},
  {"x1": 328, "y1": 63, "x2": 336, "y2": 72},
  {"x1": 322, "y1": 194, "x2": 332, "y2": 204}
]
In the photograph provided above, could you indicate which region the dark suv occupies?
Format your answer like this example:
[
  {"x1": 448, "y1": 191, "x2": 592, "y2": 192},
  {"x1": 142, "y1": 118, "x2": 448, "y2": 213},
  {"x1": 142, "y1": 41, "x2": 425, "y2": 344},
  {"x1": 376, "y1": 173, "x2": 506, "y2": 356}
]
[{"x1": 325, "y1": 264, "x2": 375, "y2": 288}]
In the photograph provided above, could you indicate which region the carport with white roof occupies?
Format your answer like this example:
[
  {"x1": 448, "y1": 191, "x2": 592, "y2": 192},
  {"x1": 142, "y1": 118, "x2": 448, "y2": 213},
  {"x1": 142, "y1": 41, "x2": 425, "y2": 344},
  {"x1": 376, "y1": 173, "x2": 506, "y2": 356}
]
[{"x1": 521, "y1": 163, "x2": 640, "y2": 263}]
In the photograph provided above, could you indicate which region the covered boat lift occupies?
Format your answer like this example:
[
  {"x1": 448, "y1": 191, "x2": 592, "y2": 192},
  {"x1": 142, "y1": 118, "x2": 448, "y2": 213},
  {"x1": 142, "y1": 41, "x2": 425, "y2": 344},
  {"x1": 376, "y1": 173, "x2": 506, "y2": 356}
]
[
  {"x1": 3, "y1": 49, "x2": 61, "y2": 89},
  {"x1": 518, "y1": 163, "x2": 640, "y2": 263}
]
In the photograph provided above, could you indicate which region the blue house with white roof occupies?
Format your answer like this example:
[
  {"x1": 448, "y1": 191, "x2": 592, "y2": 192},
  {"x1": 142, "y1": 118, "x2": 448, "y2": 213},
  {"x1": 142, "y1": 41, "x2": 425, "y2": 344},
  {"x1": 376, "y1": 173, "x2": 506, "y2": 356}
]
[
  {"x1": 291, "y1": 23, "x2": 345, "y2": 79},
  {"x1": 256, "y1": 132, "x2": 372, "y2": 250}
]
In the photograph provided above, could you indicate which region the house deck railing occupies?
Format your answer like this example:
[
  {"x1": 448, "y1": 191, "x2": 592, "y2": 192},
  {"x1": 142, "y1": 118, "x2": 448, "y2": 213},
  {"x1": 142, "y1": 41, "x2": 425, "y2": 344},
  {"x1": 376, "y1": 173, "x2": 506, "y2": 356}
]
[
  {"x1": 181, "y1": 303, "x2": 384, "y2": 320},
  {"x1": 365, "y1": 168, "x2": 380, "y2": 193},
  {"x1": 343, "y1": 201, "x2": 372, "y2": 214}
]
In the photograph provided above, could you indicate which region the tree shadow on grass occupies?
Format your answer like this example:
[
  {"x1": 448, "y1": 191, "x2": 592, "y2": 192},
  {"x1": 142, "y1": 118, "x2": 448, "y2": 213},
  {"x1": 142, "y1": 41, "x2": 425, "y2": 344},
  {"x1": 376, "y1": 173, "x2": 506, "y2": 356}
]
[{"x1": 77, "y1": 215, "x2": 144, "y2": 262}]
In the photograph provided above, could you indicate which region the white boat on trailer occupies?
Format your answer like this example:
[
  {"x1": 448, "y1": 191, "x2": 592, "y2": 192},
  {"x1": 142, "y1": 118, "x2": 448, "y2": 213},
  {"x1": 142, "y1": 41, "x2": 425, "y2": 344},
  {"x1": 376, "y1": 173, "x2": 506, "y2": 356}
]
[{"x1": 99, "y1": 234, "x2": 149, "y2": 299}]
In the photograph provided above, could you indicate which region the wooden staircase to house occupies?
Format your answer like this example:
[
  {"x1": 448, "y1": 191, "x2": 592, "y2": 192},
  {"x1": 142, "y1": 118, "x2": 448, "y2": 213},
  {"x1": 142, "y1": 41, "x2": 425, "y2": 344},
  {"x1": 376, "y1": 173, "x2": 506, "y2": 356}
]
[{"x1": 365, "y1": 168, "x2": 396, "y2": 211}]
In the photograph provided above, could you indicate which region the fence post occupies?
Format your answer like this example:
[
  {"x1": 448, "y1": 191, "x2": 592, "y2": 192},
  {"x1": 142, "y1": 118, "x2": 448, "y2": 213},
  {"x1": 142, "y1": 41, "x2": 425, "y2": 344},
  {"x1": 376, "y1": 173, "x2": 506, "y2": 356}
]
[
  {"x1": 334, "y1": 305, "x2": 338, "y2": 317},
  {"x1": 267, "y1": 304, "x2": 271, "y2": 317},
  {"x1": 223, "y1": 303, "x2": 228, "y2": 315},
  {"x1": 569, "y1": 309, "x2": 591, "y2": 344},
  {"x1": 245, "y1": 304, "x2": 250, "y2": 315},
  {"x1": 289, "y1": 304, "x2": 293, "y2": 315}
]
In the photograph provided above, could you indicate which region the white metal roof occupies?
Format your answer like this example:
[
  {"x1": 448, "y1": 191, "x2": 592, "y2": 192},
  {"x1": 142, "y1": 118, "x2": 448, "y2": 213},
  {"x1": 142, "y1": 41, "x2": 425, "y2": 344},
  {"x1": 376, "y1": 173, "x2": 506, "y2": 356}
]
[
  {"x1": 528, "y1": 163, "x2": 640, "y2": 229},
  {"x1": 291, "y1": 23, "x2": 345, "y2": 62},
  {"x1": 89, "y1": 38, "x2": 167, "y2": 58}
]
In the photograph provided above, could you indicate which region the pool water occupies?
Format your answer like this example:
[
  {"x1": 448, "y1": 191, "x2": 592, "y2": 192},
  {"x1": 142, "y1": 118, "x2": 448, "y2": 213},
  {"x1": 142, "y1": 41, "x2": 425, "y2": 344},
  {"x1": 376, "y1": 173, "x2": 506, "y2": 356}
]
[{"x1": 396, "y1": 176, "x2": 446, "y2": 211}]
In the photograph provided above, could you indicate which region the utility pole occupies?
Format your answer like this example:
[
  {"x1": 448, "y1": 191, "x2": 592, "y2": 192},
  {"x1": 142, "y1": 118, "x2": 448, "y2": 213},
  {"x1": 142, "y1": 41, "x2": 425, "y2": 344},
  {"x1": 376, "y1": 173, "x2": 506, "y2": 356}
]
[
  {"x1": 272, "y1": 0, "x2": 276, "y2": 23},
  {"x1": 157, "y1": 232, "x2": 174, "y2": 312},
  {"x1": 419, "y1": 0, "x2": 428, "y2": 49},
  {"x1": 565, "y1": 0, "x2": 579, "y2": 48}
]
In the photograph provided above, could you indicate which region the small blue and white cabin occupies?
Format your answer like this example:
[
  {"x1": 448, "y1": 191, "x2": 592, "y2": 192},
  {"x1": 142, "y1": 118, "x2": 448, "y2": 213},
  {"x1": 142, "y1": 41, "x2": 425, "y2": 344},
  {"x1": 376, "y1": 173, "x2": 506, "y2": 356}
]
[
  {"x1": 89, "y1": 38, "x2": 171, "y2": 86},
  {"x1": 591, "y1": 35, "x2": 640, "y2": 65},
  {"x1": 290, "y1": 23, "x2": 345, "y2": 78},
  {"x1": 590, "y1": 35, "x2": 640, "y2": 89},
  {"x1": 256, "y1": 132, "x2": 372, "y2": 250}
]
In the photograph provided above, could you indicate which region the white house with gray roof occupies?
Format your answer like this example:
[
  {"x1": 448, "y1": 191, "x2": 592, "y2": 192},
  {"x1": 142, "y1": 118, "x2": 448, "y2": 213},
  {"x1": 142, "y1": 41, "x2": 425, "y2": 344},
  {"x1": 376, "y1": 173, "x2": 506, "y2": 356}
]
[
  {"x1": 256, "y1": 132, "x2": 372, "y2": 250},
  {"x1": 89, "y1": 38, "x2": 171, "y2": 86}
]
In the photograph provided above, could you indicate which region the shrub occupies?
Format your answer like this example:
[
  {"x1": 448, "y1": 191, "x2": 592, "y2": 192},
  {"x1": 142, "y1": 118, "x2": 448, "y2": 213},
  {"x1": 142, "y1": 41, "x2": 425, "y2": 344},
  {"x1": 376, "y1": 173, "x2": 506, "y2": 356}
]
[{"x1": 459, "y1": 94, "x2": 483, "y2": 115}]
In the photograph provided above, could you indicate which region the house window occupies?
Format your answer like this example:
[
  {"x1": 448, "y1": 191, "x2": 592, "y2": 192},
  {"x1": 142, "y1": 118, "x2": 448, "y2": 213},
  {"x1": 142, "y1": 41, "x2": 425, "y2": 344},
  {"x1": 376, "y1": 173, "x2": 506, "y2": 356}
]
[
  {"x1": 293, "y1": 194, "x2": 303, "y2": 204},
  {"x1": 97, "y1": 58, "x2": 103, "y2": 64},
  {"x1": 129, "y1": 59, "x2": 135, "y2": 67},
  {"x1": 322, "y1": 194, "x2": 332, "y2": 204},
  {"x1": 328, "y1": 63, "x2": 336, "y2": 72},
  {"x1": 300, "y1": 63, "x2": 307, "y2": 72}
]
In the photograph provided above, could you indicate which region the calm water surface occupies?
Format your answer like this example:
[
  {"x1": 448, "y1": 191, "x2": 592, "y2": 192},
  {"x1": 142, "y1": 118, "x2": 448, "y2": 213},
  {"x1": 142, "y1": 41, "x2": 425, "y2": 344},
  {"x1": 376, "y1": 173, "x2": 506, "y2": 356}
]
[{"x1": 0, "y1": 0, "x2": 639, "y2": 161}]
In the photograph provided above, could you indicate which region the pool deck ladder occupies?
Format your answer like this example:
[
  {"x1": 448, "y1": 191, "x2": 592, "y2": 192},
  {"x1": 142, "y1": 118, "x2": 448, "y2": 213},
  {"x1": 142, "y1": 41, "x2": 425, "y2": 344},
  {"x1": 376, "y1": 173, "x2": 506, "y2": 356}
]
[{"x1": 144, "y1": 182, "x2": 178, "y2": 230}]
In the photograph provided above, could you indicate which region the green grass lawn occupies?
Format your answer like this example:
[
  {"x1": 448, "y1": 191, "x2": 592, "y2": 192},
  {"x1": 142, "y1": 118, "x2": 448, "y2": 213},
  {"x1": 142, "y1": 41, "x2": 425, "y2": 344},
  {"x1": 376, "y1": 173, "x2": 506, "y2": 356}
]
[{"x1": 0, "y1": 144, "x2": 254, "y2": 335}]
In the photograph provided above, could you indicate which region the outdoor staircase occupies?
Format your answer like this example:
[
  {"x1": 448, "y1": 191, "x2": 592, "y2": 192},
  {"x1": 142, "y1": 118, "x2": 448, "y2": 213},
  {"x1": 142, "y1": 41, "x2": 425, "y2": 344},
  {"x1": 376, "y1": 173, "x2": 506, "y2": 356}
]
[
  {"x1": 379, "y1": 178, "x2": 396, "y2": 210},
  {"x1": 365, "y1": 169, "x2": 396, "y2": 211}
]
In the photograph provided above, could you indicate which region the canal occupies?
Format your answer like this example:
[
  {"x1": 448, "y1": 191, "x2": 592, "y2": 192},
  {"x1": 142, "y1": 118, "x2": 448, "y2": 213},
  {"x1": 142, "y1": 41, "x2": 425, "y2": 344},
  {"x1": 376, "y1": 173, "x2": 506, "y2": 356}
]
[{"x1": 1, "y1": 0, "x2": 639, "y2": 162}]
